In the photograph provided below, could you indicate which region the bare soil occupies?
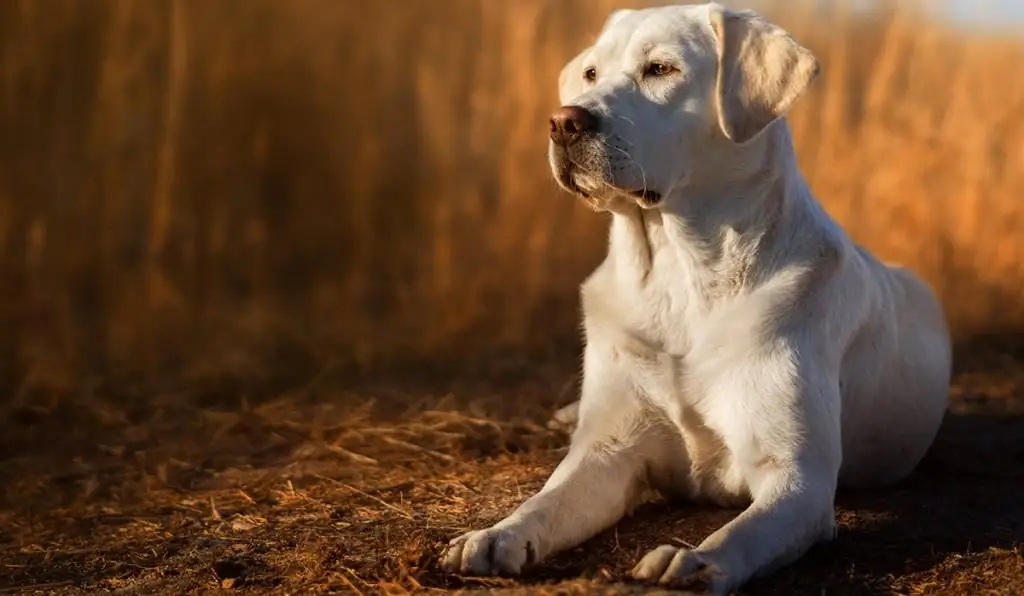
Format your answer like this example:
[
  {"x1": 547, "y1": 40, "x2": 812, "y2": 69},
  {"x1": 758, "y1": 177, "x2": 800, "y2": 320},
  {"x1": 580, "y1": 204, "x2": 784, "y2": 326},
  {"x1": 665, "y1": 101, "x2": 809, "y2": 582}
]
[{"x1": 2, "y1": 343, "x2": 1023, "y2": 595}]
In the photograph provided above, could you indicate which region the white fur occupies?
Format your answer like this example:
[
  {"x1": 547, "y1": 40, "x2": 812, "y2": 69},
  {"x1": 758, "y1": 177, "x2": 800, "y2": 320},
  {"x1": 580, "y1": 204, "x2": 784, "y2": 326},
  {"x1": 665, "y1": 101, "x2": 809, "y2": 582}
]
[{"x1": 440, "y1": 4, "x2": 951, "y2": 594}]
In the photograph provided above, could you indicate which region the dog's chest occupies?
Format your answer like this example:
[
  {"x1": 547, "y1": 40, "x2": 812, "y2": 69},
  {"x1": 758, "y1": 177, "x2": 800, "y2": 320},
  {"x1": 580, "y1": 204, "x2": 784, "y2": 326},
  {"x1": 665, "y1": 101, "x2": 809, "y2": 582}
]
[
  {"x1": 630, "y1": 351, "x2": 752, "y2": 505},
  {"x1": 583, "y1": 256, "x2": 755, "y2": 504}
]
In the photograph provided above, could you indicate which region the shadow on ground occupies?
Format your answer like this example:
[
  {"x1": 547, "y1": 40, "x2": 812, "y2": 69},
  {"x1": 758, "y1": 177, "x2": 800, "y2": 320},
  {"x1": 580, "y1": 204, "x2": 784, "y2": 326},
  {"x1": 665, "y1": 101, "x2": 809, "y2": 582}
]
[{"x1": 412, "y1": 404, "x2": 1024, "y2": 595}]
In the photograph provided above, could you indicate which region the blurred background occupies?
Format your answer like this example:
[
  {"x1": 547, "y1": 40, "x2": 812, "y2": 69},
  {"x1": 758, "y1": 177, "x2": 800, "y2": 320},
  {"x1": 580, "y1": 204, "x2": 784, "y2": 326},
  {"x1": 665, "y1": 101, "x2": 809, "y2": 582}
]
[
  {"x1": 5, "y1": 4, "x2": 1024, "y2": 592},
  {"x1": 3, "y1": 0, "x2": 1024, "y2": 407}
]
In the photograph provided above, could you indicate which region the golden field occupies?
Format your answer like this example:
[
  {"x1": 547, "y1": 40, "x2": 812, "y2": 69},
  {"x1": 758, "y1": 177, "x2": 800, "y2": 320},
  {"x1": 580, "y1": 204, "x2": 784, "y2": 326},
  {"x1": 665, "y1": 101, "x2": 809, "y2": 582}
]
[
  {"x1": 2, "y1": 2, "x2": 1024, "y2": 595},
  {"x1": 2, "y1": 0, "x2": 1024, "y2": 392}
]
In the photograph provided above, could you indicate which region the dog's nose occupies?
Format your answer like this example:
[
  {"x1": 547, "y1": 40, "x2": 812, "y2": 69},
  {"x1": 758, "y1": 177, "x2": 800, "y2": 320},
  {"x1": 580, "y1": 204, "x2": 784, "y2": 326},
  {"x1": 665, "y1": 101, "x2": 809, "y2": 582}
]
[{"x1": 549, "y1": 105, "x2": 598, "y2": 146}]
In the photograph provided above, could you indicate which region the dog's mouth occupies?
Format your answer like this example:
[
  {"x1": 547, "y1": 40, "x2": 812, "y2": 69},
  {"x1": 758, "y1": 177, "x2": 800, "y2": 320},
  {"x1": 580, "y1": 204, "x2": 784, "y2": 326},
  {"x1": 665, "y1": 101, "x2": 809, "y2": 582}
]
[
  {"x1": 555, "y1": 168, "x2": 594, "y2": 198},
  {"x1": 554, "y1": 160, "x2": 663, "y2": 207},
  {"x1": 560, "y1": 175, "x2": 663, "y2": 208},
  {"x1": 567, "y1": 178, "x2": 592, "y2": 198},
  {"x1": 627, "y1": 189, "x2": 663, "y2": 206}
]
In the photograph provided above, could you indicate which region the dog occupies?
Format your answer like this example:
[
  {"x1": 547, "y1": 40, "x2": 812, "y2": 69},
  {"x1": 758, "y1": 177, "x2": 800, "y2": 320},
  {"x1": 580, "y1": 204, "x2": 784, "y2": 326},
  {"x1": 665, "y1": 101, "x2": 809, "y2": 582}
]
[{"x1": 440, "y1": 3, "x2": 952, "y2": 593}]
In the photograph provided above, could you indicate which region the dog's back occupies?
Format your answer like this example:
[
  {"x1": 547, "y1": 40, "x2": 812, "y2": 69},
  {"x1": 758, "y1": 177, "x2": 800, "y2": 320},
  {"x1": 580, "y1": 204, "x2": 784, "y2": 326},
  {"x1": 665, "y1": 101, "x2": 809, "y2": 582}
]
[{"x1": 835, "y1": 246, "x2": 952, "y2": 488}]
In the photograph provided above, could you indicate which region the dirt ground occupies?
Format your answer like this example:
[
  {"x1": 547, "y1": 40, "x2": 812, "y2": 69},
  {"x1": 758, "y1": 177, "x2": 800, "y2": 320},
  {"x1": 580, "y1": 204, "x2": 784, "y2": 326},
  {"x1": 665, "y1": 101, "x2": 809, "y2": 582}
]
[{"x1": 2, "y1": 341, "x2": 1023, "y2": 596}]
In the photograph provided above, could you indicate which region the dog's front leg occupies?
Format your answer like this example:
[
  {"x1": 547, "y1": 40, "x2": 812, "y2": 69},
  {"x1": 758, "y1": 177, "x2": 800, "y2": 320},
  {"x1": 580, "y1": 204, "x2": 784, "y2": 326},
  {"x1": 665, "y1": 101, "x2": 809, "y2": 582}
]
[
  {"x1": 441, "y1": 342, "x2": 676, "y2": 576},
  {"x1": 633, "y1": 464, "x2": 837, "y2": 594},
  {"x1": 632, "y1": 347, "x2": 842, "y2": 595}
]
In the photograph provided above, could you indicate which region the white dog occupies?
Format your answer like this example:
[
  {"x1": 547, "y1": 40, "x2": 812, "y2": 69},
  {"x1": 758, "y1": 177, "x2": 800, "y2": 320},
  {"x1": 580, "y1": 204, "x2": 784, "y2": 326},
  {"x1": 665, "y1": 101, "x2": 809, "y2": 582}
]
[{"x1": 441, "y1": 3, "x2": 952, "y2": 593}]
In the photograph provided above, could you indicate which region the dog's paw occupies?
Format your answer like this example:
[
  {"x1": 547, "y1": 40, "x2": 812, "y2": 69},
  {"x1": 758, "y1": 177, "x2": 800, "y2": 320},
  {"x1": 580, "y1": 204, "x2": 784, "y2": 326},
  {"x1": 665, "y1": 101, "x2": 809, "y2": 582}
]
[
  {"x1": 631, "y1": 545, "x2": 731, "y2": 594},
  {"x1": 440, "y1": 526, "x2": 538, "y2": 576}
]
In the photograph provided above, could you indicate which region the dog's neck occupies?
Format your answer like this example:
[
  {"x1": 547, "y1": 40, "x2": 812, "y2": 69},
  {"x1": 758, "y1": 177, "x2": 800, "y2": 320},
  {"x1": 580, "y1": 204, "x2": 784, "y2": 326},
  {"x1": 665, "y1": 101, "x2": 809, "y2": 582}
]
[{"x1": 607, "y1": 120, "x2": 813, "y2": 297}]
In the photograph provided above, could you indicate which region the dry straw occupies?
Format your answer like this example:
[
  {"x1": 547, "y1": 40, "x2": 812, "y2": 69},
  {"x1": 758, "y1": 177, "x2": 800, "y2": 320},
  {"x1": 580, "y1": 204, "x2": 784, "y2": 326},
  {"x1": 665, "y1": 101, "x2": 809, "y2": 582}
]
[{"x1": 1, "y1": 0, "x2": 1023, "y2": 381}]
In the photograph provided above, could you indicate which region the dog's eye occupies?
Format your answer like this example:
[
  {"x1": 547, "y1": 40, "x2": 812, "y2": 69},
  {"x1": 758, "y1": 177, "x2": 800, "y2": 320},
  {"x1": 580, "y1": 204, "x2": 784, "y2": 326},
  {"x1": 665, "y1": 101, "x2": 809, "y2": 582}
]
[
  {"x1": 645, "y1": 63, "x2": 676, "y2": 77},
  {"x1": 583, "y1": 67, "x2": 597, "y2": 82}
]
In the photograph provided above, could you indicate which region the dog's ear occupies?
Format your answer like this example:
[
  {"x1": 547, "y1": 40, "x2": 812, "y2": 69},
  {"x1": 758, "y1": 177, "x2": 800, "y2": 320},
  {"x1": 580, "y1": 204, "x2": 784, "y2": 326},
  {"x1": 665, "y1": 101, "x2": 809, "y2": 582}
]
[{"x1": 708, "y1": 5, "x2": 819, "y2": 144}]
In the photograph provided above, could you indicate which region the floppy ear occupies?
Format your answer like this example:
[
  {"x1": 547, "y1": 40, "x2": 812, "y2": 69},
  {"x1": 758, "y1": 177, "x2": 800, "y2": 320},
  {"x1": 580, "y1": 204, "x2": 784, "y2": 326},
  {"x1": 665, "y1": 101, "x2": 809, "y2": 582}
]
[{"x1": 708, "y1": 5, "x2": 819, "y2": 144}]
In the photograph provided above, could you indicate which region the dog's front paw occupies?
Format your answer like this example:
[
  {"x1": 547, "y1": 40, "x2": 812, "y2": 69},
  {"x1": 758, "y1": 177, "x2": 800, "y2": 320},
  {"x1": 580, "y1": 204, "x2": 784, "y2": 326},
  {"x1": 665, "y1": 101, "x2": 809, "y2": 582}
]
[
  {"x1": 632, "y1": 545, "x2": 731, "y2": 595},
  {"x1": 440, "y1": 526, "x2": 538, "y2": 576}
]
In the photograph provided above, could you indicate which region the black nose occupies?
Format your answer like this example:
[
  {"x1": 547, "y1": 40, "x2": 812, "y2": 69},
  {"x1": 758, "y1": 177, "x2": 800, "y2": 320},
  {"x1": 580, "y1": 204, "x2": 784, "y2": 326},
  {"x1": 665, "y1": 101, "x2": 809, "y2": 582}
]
[{"x1": 549, "y1": 105, "x2": 598, "y2": 146}]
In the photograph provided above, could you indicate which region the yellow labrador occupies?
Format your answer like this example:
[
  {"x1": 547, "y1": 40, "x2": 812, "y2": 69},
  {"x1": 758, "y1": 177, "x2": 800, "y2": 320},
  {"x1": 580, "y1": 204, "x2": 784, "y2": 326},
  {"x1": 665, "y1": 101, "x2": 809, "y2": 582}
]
[{"x1": 441, "y1": 3, "x2": 951, "y2": 593}]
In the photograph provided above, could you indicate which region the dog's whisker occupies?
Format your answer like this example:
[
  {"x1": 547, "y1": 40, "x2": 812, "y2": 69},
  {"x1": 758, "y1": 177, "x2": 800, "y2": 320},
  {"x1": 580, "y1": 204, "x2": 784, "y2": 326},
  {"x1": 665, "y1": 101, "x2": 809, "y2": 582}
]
[
  {"x1": 567, "y1": 157, "x2": 619, "y2": 194},
  {"x1": 595, "y1": 136, "x2": 649, "y2": 198}
]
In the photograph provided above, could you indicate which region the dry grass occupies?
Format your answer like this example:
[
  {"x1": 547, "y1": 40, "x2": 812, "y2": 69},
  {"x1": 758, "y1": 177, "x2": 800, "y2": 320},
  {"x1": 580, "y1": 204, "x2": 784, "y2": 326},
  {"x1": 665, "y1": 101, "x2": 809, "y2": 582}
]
[
  {"x1": 2, "y1": 348, "x2": 1024, "y2": 594},
  {"x1": 2, "y1": 0, "x2": 1024, "y2": 594},
  {"x1": 3, "y1": 1, "x2": 1024, "y2": 386}
]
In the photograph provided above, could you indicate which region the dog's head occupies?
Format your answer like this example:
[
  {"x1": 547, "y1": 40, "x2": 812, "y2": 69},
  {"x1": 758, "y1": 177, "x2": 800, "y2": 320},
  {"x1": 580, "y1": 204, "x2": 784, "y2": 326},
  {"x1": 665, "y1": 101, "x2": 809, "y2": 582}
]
[{"x1": 548, "y1": 2, "x2": 819, "y2": 211}]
